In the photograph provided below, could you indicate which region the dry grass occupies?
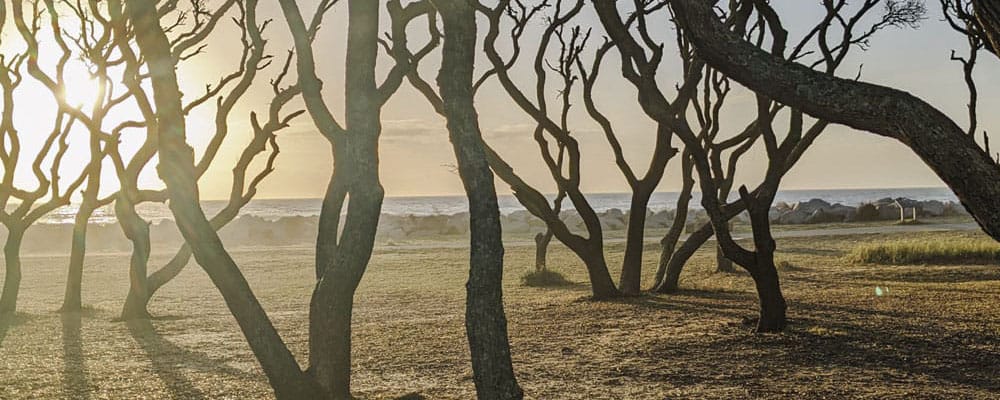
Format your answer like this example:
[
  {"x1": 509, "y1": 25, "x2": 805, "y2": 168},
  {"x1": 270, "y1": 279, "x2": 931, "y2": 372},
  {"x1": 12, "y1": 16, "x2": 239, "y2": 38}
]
[
  {"x1": 0, "y1": 230, "x2": 998, "y2": 399},
  {"x1": 848, "y1": 237, "x2": 1000, "y2": 265},
  {"x1": 520, "y1": 268, "x2": 573, "y2": 287}
]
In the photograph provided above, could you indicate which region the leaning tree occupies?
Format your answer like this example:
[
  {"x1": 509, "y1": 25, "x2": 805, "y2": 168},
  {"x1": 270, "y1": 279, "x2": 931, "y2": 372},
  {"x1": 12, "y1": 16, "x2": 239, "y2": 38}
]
[
  {"x1": 651, "y1": 0, "x2": 925, "y2": 294},
  {"x1": 592, "y1": 0, "x2": 922, "y2": 331},
  {"x1": 125, "y1": 0, "x2": 436, "y2": 397},
  {"x1": 667, "y1": 0, "x2": 1000, "y2": 243},
  {"x1": 112, "y1": 0, "x2": 301, "y2": 320}
]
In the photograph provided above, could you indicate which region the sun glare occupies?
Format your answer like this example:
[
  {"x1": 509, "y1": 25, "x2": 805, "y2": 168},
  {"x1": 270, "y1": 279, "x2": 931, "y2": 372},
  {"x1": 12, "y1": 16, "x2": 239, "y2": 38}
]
[{"x1": 62, "y1": 70, "x2": 103, "y2": 109}]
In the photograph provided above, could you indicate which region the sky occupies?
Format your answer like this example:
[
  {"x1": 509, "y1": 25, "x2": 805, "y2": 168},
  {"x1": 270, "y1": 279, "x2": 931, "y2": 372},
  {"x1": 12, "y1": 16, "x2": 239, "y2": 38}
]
[{"x1": 2, "y1": 1, "x2": 998, "y2": 200}]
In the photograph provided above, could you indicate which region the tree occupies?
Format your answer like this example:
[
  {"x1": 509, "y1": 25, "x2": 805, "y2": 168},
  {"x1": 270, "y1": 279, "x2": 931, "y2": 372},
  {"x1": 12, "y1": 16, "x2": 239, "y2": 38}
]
[
  {"x1": 591, "y1": 0, "x2": 921, "y2": 331},
  {"x1": 276, "y1": 0, "x2": 435, "y2": 396},
  {"x1": 433, "y1": 1, "x2": 524, "y2": 396},
  {"x1": 123, "y1": 0, "x2": 436, "y2": 397},
  {"x1": 667, "y1": 0, "x2": 1000, "y2": 243},
  {"x1": 115, "y1": 0, "x2": 298, "y2": 320},
  {"x1": 474, "y1": 0, "x2": 694, "y2": 297},
  {"x1": 400, "y1": 1, "x2": 525, "y2": 396},
  {"x1": 647, "y1": 0, "x2": 926, "y2": 294},
  {"x1": 941, "y1": 0, "x2": 1000, "y2": 162},
  {"x1": 0, "y1": 0, "x2": 107, "y2": 315}
]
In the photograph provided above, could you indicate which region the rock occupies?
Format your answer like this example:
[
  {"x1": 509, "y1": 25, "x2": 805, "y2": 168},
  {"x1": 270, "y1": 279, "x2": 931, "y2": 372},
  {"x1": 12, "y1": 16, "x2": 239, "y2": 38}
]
[
  {"x1": 647, "y1": 209, "x2": 674, "y2": 228},
  {"x1": 560, "y1": 211, "x2": 585, "y2": 232},
  {"x1": 773, "y1": 199, "x2": 855, "y2": 224},
  {"x1": 805, "y1": 209, "x2": 844, "y2": 224},
  {"x1": 445, "y1": 212, "x2": 470, "y2": 235},
  {"x1": 599, "y1": 208, "x2": 626, "y2": 231},
  {"x1": 777, "y1": 209, "x2": 810, "y2": 224},
  {"x1": 792, "y1": 198, "x2": 833, "y2": 214},
  {"x1": 919, "y1": 200, "x2": 946, "y2": 217}
]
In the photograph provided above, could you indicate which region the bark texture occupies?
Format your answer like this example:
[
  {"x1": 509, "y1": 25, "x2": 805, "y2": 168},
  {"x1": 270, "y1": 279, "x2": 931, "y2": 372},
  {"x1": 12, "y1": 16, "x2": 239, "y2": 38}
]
[
  {"x1": 433, "y1": 1, "x2": 524, "y2": 397},
  {"x1": 974, "y1": 0, "x2": 1000, "y2": 53}
]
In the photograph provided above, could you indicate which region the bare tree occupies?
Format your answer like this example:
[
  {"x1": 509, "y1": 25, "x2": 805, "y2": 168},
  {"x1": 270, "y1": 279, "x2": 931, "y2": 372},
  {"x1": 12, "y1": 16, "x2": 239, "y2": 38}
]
[
  {"x1": 415, "y1": 2, "x2": 525, "y2": 397},
  {"x1": 941, "y1": 0, "x2": 1000, "y2": 163},
  {"x1": 666, "y1": 0, "x2": 1000, "y2": 244},
  {"x1": 114, "y1": 0, "x2": 298, "y2": 320},
  {"x1": 276, "y1": 0, "x2": 435, "y2": 396},
  {"x1": 123, "y1": 0, "x2": 327, "y2": 396},
  {"x1": 1, "y1": 1, "x2": 109, "y2": 315},
  {"x1": 398, "y1": 2, "x2": 525, "y2": 397},
  {"x1": 475, "y1": 0, "x2": 621, "y2": 298},
  {"x1": 471, "y1": 0, "x2": 695, "y2": 297},
  {"x1": 9, "y1": 0, "x2": 125, "y2": 313},
  {"x1": 649, "y1": 0, "x2": 925, "y2": 294},
  {"x1": 592, "y1": 0, "x2": 922, "y2": 331},
  {"x1": 134, "y1": 57, "x2": 303, "y2": 317},
  {"x1": 122, "y1": 0, "x2": 438, "y2": 396}
]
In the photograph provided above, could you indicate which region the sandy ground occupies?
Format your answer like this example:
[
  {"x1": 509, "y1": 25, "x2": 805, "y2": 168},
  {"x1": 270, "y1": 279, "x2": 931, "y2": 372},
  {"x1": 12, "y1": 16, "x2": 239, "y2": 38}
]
[{"x1": 0, "y1": 227, "x2": 998, "y2": 399}]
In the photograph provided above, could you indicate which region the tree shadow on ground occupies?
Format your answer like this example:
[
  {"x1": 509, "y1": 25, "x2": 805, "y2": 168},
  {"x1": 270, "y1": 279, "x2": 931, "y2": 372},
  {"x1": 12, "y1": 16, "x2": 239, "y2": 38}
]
[
  {"x1": 61, "y1": 312, "x2": 92, "y2": 399},
  {"x1": 0, "y1": 312, "x2": 30, "y2": 348},
  {"x1": 126, "y1": 319, "x2": 259, "y2": 399},
  {"x1": 862, "y1": 266, "x2": 1000, "y2": 284},
  {"x1": 778, "y1": 312, "x2": 1000, "y2": 393},
  {"x1": 635, "y1": 297, "x2": 1000, "y2": 395}
]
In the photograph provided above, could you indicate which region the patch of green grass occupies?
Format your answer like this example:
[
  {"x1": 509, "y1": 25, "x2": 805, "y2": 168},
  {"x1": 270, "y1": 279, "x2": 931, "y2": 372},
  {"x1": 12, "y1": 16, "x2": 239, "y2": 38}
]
[
  {"x1": 520, "y1": 268, "x2": 573, "y2": 287},
  {"x1": 847, "y1": 238, "x2": 1000, "y2": 265}
]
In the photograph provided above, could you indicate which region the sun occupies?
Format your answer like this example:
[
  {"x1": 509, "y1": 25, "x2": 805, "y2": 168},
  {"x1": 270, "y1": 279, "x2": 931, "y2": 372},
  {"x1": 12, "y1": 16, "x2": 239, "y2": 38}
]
[{"x1": 62, "y1": 63, "x2": 104, "y2": 109}]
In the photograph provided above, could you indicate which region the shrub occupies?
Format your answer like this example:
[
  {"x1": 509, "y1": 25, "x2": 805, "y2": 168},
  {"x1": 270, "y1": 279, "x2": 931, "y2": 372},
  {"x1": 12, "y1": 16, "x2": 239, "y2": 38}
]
[
  {"x1": 847, "y1": 239, "x2": 1000, "y2": 265},
  {"x1": 854, "y1": 202, "x2": 880, "y2": 222},
  {"x1": 521, "y1": 268, "x2": 572, "y2": 287}
]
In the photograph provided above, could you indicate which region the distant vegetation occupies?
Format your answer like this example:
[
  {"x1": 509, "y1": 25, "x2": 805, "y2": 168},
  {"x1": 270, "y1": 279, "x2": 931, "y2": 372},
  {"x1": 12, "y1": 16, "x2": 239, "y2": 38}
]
[
  {"x1": 521, "y1": 269, "x2": 573, "y2": 288},
  {"x1": 848, "y1": 239, "x2": 1000, "y2": 265}
]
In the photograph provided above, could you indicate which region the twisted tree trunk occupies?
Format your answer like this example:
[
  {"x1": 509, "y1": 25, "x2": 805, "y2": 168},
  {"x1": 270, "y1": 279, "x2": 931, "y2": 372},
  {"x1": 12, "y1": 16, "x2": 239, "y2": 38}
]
[
  {"x1": 652, "y1": 153, "x2": 694, "y2": 290},
  {"x1": 656, "y1": 222, "x2": 712, "y2": 293},
  {"x1": 670, "y1": 0, "x2": 1000, "y2": 241},
  {"x1": 118, "y1": 195, "x2": 152, "y2": 321},
  {"x1": 533, "y1": 230, "x2": 553, "y2": 271},
  {"x1": 618, "y1": 187, "x2": 653, "y2": 295},
  {"x1": 306, "y1": 2, "x2": 386, "y2": 396}
]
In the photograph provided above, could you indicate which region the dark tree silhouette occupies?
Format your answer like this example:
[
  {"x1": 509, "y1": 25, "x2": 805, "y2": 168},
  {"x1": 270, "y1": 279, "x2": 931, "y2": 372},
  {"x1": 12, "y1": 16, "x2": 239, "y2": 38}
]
[
  {"x1": 277, "y1": 0, "x2": 435, "y2": 396},
  {"x1": 592, "y1": 0, "x2": 921, "y2": 331},
  {"x1": 644, "y1": 0, "x2": 924, "y2": 294},
  {"x1": 666, "y1": 0, "x2": 1000, "y2": 243},
  {"x1": 401, "y1": 2, "x2": 525, "y2": 396}
]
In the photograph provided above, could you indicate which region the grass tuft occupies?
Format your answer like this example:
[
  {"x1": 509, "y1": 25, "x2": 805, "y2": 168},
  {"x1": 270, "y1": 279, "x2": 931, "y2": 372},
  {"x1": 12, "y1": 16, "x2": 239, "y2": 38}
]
[
  {"x1": 521, "y1": 268, "x2": 573, "y2": 287},
  {"x1": 847, "y1": 238, "x2": 1000, "y2": 265},
  {"x1": 776, "y1": 259, "x2": 803, "y2": 271}
]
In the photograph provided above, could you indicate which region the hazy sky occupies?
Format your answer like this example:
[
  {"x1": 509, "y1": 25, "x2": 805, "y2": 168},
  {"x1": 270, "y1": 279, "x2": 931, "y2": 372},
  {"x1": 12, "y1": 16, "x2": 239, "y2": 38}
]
[{"x1": 3, "y1": 1, "x2": 998, "y2": 200}]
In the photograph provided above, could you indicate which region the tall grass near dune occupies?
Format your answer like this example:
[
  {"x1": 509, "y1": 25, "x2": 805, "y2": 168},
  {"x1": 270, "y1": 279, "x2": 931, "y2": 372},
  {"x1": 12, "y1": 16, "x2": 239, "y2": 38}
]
[{"x1": 848, "y1": 239, "x2": 1000, "y2": 265}]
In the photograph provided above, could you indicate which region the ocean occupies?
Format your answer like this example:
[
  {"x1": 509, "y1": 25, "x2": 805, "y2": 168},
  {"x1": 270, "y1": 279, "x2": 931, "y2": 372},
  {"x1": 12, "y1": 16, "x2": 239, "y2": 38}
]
[{"x1": 34, "y1": 187, "x2": 959, "y2": 225}]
